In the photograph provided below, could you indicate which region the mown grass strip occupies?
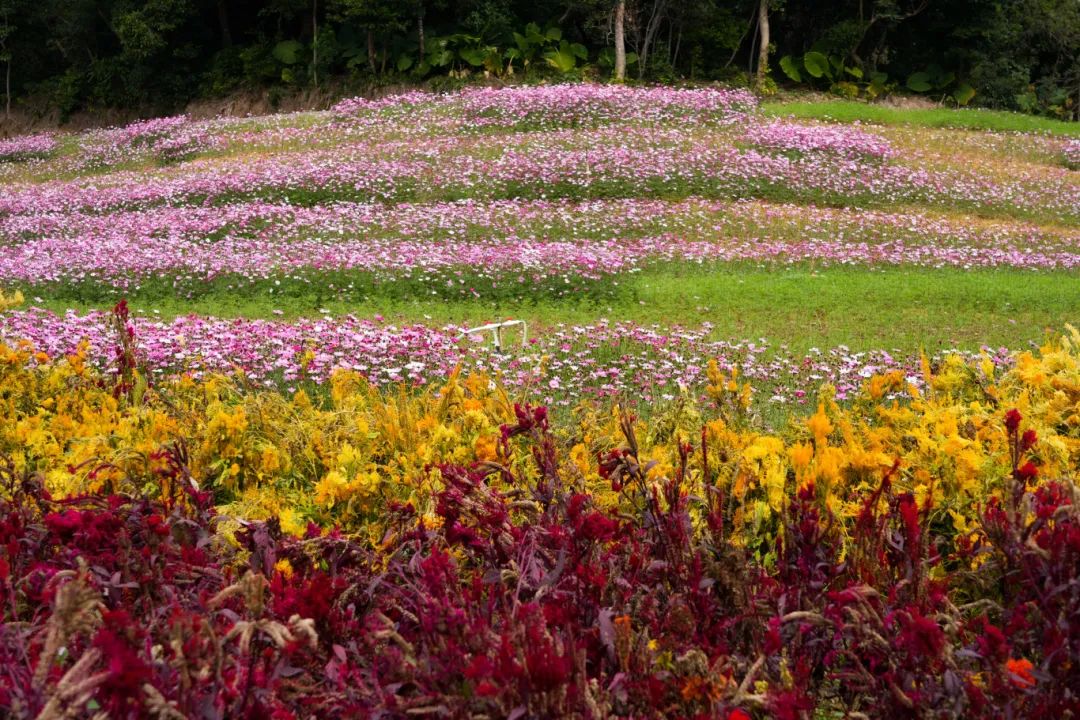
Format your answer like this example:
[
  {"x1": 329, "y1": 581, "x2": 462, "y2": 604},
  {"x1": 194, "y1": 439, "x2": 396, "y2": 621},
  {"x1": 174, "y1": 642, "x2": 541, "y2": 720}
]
[
  {"x1": 27, "y1": 265, "x2": 1080, "y2": 355},
  {"x1": 763, "y1": 99, "x2": 1080, "y2": 136}
]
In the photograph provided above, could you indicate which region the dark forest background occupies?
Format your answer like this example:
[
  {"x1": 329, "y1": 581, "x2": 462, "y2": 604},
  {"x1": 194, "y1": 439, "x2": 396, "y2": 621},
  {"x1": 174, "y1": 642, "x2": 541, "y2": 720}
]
[{"x1": 0, "y1": 0, "x2": 1076, "y2": 121}]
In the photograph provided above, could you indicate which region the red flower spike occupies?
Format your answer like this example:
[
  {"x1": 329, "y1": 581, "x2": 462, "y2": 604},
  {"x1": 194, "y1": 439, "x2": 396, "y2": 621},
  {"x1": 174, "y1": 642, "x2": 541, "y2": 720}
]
[
  {"x1": 1004, "y1": 408, "x2": 1022, "y2": 433},
  {"x1": 1014, "y1": 461, "x2": 1038, "y2": 483},
  {"x1": 1020, "y1": 429, "x2": 1038, "y2": 452}
]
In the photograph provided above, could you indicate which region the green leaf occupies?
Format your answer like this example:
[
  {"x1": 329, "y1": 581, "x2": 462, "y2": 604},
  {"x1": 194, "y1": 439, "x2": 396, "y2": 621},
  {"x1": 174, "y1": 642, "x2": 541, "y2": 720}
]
[
  {"x1": 430, "y1": 48, "x2": 453, "y2": 67},
  {"x1": 272, "y1": 40, "x2": 303, "y2": 65},
  {"x1": 544, "y1": 47, "x2": 577, "y2": 73},
  {"x1": 934, "y1": 71, "x2": 956, "y2": 90},
  {"x1": 396, "y1": 54, "x2": 414, "y2": 72},
  {"x1": 779, "y1": 55, "x2": 801, "y2": 82},
  {"x1": 459, "y1": 46, "x2": 488, "y2": 67},
  {"x1": 844, "y1": 65, "x2": 863, "y2": 79},
  {"x1": 803, "y1": 51, "x2": 830, "y2": 80},
  {"x1": 906, "y1": 71, "x2": 932, "y2": 92},
  {"x1": 952, "y1": 82, "x2": 976, "y2": 106},
  {"x1": 545, "y1": 26, "x2": 562, "y2": 41}
]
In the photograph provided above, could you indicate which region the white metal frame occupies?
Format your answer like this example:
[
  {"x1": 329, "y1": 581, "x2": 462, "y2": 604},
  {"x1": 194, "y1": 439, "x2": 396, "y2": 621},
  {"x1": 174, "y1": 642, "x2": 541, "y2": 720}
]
[{"x1": 463, "y1": 319, "x2": 528, "y2": 352}]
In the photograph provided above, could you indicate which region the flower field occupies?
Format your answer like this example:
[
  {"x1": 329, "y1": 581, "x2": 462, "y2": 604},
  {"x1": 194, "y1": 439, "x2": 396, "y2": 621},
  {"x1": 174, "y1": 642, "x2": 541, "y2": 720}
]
[
  {"x1": 2, "y1": 316, "x2": 1080, "y2": 717},
  {"x1": 1, "y1": 83, "x2": 1079, "y2": 717}
]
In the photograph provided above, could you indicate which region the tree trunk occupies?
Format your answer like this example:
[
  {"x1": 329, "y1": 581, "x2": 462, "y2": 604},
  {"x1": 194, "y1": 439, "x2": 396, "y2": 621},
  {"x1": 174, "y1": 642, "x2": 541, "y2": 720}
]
[
  {"x1": 367, "y1": 29, "x2": 377, "y2": 74},
  {"x1": 614, "y1": 0, "x2": 626, "y2": 81},
  {"x1": 418, "y1": 3, "x2": 425, "y2": 63},
  {"x1": 216, "y1": 0, "x2": 232, "y2": 48},
  {"x1": 312, "y1": 0, "x2": 318, "y2": 86},
  {"x1": 672, "y1": 23, "x2": 682, "y2": 69},
  {"x1": 756, "y1": 0, "x2": 769, "y2": 87},
  {"x1": 2, "y1": 9, "x2": 12, "y2": 118},
  {"x1": 639, "y1": 0, "x2": 669, "y2": 78}
]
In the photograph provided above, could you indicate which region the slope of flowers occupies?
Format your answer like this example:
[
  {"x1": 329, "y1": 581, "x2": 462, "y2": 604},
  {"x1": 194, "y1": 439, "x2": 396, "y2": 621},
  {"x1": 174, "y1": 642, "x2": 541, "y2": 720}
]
[
  {"x1": 78, "y1": 115, "x2": 218, "y2": 169},
  {"x1": 743, "y1": 120, "x2": 895, "y2": 160},
  {"x1": 1065, "y1": 138, "x2": 1080, "y2": 169},
  {"x1": 3, "y1": 198, "x2": 1078, "y2": 296},
  {"x1": 332, "y1": 83, "x2": 759, "y2": 130},
  {"x1": 0, "y1": 133, "x2": 57, "y2": 162},
  {"x1": 0, "y1": 306, "x2": 1017, "y2": 408},
  {"x1": 1, "y1": 127, "x2": 1071, "y2": 220},
  {"x1": 1, "y1": 87, "x2": 1075, "y2": 223},
  {"x1": 2, "y1": 325, "x2": 1080, "y2": 717},
  {"x1": 1, "y1": 85, "x2": 1077, "y2": 331}
]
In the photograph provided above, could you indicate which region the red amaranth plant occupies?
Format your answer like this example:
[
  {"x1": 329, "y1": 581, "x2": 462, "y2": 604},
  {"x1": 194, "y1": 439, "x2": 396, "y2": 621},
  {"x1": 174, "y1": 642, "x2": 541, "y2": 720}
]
[
  {"x1": 1, "y1": 405, "x2": 1077, "y2": 718},
  {"x1": 109, "y1": 299, "x2": 142, "y2": 402}
]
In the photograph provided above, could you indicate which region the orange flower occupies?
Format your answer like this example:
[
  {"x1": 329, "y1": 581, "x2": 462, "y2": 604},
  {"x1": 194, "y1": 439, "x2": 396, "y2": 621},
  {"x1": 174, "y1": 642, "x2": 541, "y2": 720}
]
[
  {"x1": 680, "y1": 676, "x2": 722, "y2": 702},
  {"x1": 614, "y1": 615, "x2": 633, "y2": 670},
  {"x1": 1005, "y1": 657, "x2": 1036, "y2": 688}
]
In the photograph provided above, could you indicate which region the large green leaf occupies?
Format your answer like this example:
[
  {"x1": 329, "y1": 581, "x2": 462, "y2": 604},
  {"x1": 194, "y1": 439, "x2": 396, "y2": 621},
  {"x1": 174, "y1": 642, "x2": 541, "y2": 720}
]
[
  {"x1": 429, "y1": 48, "x2": 453, "y2": 67},
  {"x1": 545, "y1": 46, "x2": 577, "y2": 73},
  {"x1": 864, "y1": 71, "x2": 889, "y2": 98},
  {"x1": 459, "y1": 46, "x2": 489, "y2": 67},
  {"x1": 273, "y1": 40, "x2": 303, "y2": 66},
  {"x1": 803, "y1": 51, "x2": 830, "y2": 80},
  {"x1": 952, "y1": 82, "x2": 976, "y2": 106},
  {"x1": 779, "y1": 55, "x2": 801, "y2": 82},
  {"x1": 906, "y1": 71, "x2": 932, "y2": 92}
]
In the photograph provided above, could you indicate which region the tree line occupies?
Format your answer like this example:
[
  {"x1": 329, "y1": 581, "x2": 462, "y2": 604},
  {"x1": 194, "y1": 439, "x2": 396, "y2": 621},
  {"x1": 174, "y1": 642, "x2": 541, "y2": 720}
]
[{"x1": 0, "y1": 0, "x2": 1076, "y2": 121}]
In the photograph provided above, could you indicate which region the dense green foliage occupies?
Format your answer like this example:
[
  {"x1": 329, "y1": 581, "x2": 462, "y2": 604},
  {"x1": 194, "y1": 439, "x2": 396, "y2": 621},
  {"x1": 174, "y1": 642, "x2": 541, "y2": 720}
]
[{"x1": 0, "y1": 0, "x2": 1077, "y2": 120}]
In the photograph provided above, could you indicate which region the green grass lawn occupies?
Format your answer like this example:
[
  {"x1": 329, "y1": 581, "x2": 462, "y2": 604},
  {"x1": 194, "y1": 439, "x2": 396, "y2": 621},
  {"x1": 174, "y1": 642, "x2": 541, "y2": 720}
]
[
  {"x1": 763, "y1": 99, "x2": 1080, "y2": 136},
  {"x1": 34, "y1": 265, "x2": 1078, "y2": 355}
]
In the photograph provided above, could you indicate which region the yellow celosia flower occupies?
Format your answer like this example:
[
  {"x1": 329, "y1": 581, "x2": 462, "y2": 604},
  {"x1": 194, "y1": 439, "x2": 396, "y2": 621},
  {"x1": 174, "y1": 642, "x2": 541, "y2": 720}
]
[
  {"x1": 474, "y1": 433, "x2": 498, "y2": 461},
  {"x1": 274, "y1": 558, "x2": 294, "y2": 579},
  {"x1": 315, "y1": 470, "x2": 349, "y2": 507},
  {"x1": 807, "y1": 404, "x2": 833, "y2": 447},
  {"x1": 3, "y1": 326, "x2": 1080, "y2": 556},
  {"x1": 788, "y1": 443, "x2": 813, "y2": 472},
  {"x1": 570, "y1": 442, "x2": 592, "y2": 476},
  {"x1": 0, "y1": 289, "x2": 24, "y2": 312},
  {"x1": 279, "y1": 508, "x2": 309, "y2": 537}
]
